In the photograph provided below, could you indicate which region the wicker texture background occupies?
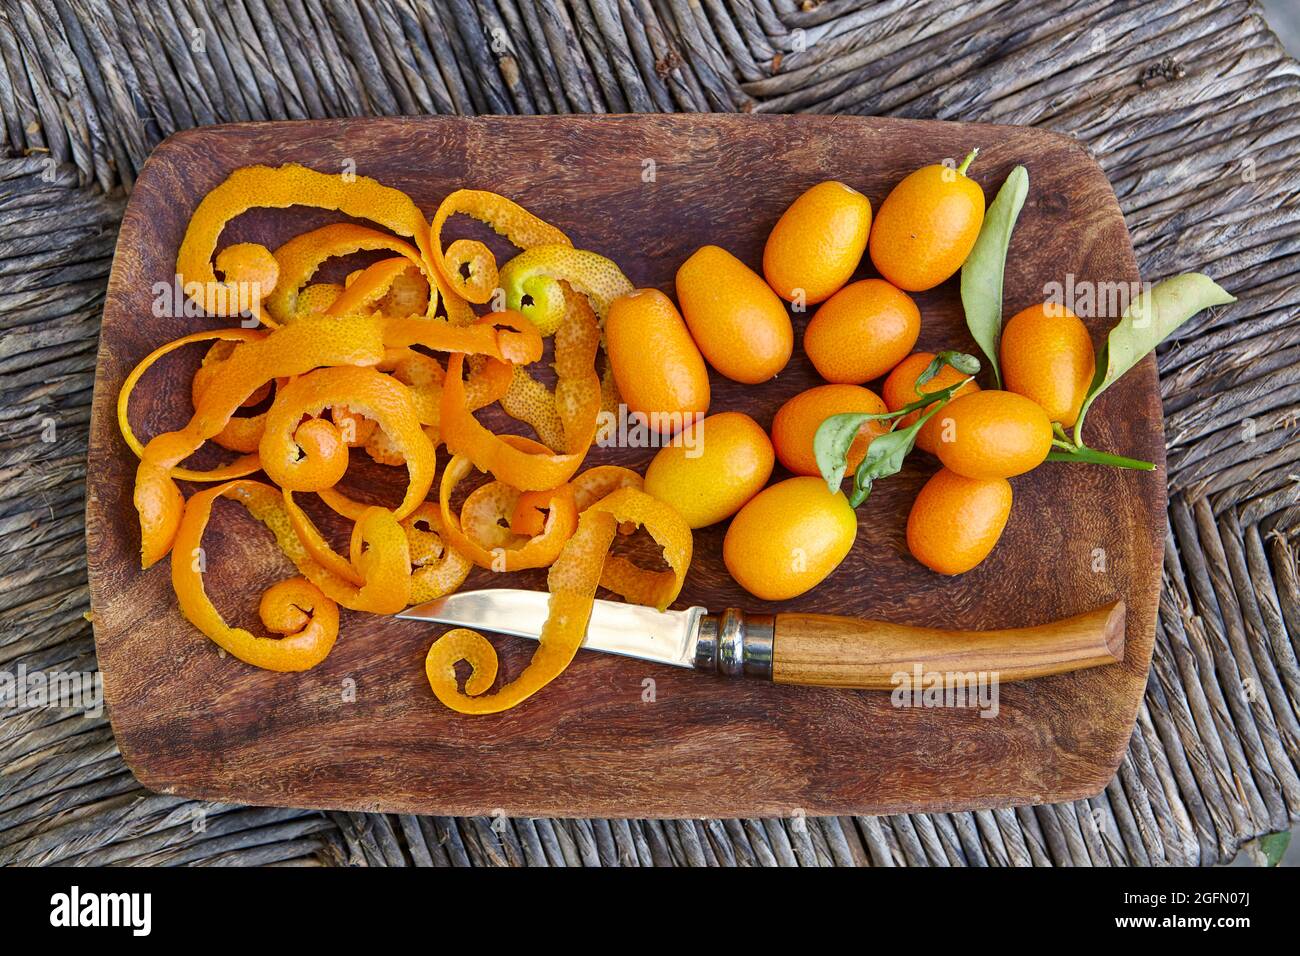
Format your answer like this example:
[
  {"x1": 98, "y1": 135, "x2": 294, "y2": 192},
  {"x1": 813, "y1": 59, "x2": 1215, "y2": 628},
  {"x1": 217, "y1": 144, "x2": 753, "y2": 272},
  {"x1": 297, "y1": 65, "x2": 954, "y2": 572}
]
[{"x1": 2, "y1": 0, "x2": 1298, "y2": 866}]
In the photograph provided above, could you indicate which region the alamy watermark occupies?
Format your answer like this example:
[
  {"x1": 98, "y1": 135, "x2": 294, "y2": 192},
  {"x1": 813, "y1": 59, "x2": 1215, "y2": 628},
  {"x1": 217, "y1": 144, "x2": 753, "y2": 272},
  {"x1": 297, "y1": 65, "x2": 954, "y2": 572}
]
[
  {"x1": 151, "y1": 274, "x2": 263, "y2": 324},
  {"x1": 890, "y1": 665, "x2": 999, "y2": 718},
  {"x1": 1043, "y1": 274, "x2": 1153, "y2": 321},
  {"x1": 595, "y1": 404, "x2": 704, "y2": 456},
  {"x1": 1, "y1": 664, "x2": 103, "y2": 717},
  {"x1": 50, "y1": 886, "x2": 150, "y2": 936}
]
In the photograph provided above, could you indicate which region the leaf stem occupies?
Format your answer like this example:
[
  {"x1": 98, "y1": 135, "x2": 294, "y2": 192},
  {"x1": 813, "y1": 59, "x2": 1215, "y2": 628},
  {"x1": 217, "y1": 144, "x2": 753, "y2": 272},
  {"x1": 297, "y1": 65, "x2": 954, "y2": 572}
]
[
  {"x1": 1071, "y1": 399, "x2": 1093, "y2": 448},
  {"x1": 1047, "y1": 445, "x2": 1155, "y2": 471},
  {"x1": 957, "y1": 147, "x2": 979, "y2": 176}
]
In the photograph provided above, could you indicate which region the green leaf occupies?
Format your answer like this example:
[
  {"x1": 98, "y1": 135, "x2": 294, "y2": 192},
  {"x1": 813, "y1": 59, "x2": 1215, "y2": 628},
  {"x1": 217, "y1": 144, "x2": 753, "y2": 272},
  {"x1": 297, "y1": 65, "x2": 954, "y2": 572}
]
[
  {"x1": 916, "y1": 350, "x2": 980, "y2": 390},
  {"x1": 816, "y1": 377, "x2": 974, "y2": 504},
  {"x1": 848, "y1": 428, "x2": 917, "y2": 506},
  {"x1": 814, "y1": 412, "x2": 876, "y2": 493},
  {"x1": 1258, "y1": 831, "x2": 1291, "y2": 867},
  {"x1": 944, "y1": 351, "x2": 982, "y2": 376},
  {"x1": 1074, "y1": 272, "x2": 1236, "y2": 442},
  {"x1": 847, "y1": 402, "x2": 946, "y2": 506},
  {"x1": 960, "y1": 165, "x2": 1028, "y2": 388}
]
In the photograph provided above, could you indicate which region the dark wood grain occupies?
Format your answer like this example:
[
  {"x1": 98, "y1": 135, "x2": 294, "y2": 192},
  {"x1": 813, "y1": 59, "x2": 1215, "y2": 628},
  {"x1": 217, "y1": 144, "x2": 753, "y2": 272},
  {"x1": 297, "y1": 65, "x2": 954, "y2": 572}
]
[{"x1": 86, "y1": 114, "x2": 1164, "y2": 818}]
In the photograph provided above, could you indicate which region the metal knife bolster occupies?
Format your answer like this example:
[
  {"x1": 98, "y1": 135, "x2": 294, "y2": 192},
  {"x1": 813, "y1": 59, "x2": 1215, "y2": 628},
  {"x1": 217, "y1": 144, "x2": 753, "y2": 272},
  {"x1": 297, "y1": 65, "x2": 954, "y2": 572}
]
[{"x1": 693, "y1": 609, "x2": 774, "y2": 680}]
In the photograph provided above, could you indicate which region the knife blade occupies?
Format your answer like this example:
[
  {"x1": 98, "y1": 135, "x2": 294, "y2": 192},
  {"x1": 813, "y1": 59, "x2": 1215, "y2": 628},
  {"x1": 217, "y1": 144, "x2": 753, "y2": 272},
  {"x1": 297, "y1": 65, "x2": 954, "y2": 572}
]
[
  {"x1": 397, "y1": 589, "x2": 1127, "y2": 689},
  {"x1": 399, "y1": 589, "x2": 708, "y2": 669}
]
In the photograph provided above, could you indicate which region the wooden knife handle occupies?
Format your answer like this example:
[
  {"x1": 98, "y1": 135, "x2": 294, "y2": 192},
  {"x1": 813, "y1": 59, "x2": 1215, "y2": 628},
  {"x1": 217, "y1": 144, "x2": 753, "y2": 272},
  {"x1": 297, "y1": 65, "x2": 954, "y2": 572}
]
[
  {"x1": 693, "y1": 602, "x2": 1125, "y2": 689},
  {"x1": 771, "y1": 602, "x2": 1125, "y2": 689}
]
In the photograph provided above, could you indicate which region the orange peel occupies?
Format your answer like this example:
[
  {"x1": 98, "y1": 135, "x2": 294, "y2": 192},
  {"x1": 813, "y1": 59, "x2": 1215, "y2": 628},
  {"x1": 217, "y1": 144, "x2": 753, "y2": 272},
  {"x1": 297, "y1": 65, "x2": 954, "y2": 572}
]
[
  {"x1": 266, "y1": 222, "x2": 429, "y2": 323},
  {"x1": 325, "y1": 257, "x2": 424, "y2": 317},
  {"x1": 171, "y1": 479, "x2": 340, "y2": 671},
  {"x1": 424, "y1": 487, "x2": 691, "y2": 714},
  {"x1": 402, "y1": 503, "x2": 474, "y2": 604},
  {"x1": 126, "y1": 170, "x2": 690, "y2": 696},
  {"x1": 498, "y1": 243, "x2": 632, "y2": 335},
  {"x1": 282, "y1": 490, "x2": 365, "y2": 586},
  {"x1": 438, "y1": 435, "x2": 579, "y2": 572},
  {"x1": 570, "y1": 464, "x2": 643, "y2": 535},
  {"x1": 588, "y1": 486, "x2": 692, "y2": 612},
  {"x1": 274, "y1": 489, "x2": 411, "y2": 614},
  {"x1": 259, "y1": 364, "x2": 434, "y2": 520},
  {"x1": 293, "y1": 282, "x2": 344, "y2": 318},
  {"x1": 177, "y1": 163, "x2": 435, "y2": 324},
  {"x1": 381, "y1": 310, "x2": 542, "y2": 365},
  {"x1": 193, "y1": 341, "x2": 281, "y2": 455},
  {"x1": 570, "y1": 465, "x2": 644, "y2": 511},
  {"x1": 424, "y1": 507, "x2": 616, "y2": 714},
  {"x1": 441, "y1": 309, "x2": 599, "y2": 491},
  {"x1": 133, "y1": 314, "x2": 387, "y2": 567},
  {"x1": 430, "y1": 189, "x2": 570, "y2": 304},
  {"x1": 118, "y1": 327, "x2": 265, "y2": 483},
  {"x1": 500, "y1": 282, "x2": 602, "y2": 453}
]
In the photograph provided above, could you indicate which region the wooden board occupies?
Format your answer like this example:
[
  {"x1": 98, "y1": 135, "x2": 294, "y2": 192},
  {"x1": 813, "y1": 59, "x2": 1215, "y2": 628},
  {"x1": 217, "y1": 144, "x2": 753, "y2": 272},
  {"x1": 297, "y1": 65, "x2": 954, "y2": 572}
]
[{"x1": 86, "y1": 115, "x2": 1164, "y2": 818}]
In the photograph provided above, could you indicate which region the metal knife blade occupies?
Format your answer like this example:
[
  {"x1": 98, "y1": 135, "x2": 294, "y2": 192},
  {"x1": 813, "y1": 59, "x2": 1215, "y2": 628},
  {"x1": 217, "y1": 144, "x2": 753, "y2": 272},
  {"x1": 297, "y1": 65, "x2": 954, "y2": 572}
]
[{"x1": 397, "y1": 588, "x2": 707, "y2": 669}]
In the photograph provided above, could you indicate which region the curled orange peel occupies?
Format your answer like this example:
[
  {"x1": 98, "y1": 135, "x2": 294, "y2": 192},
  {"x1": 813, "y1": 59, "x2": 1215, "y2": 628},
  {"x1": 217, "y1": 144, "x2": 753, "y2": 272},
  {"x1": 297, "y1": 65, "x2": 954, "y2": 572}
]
[
  {"x1": 425, "y1": 487, "x2": 690, "y2": 714},
  {"x1": 192, "y1": 340, "x2": 272, "y2": 410},
  {"x1": 304, "y1": 351, "x2": 513, "y2": 522},
  {"x1": 382, "y1": 309, "x2": 542, "y2": 365},
  {"x1": 315, "y1": 349, "x2": 442, "y2": 479},
  {"x1": 282, "y1": 490, "x2": 365, "y2": 586},
  {"x1": 571, "y1": 465, "x2": 644, "y2": 511},
  {"x1": 424, "y1": 507, "x2": 616, "y2": 714},
  {"x1": 274, "y1": 489, "x2": 411, "y2": 614},
  {"x1": 500, "y1": 282, "x2": 602, "y2": 453},
  {"x1": 498, "y1": 244, "x2": 632, "y2": 335},
  {"x1": 260, "y1": 364, "x2": 434, "y2": 520},
  {"x1": 192, "y1": 341, "x2": 284, "y2": 454},
  {"x1": 266, "y1": 222, "x2": 429, "y2": 323},
  {"x1": 461, "y1": 481, "x2": 526, "y2": 548},
  {"x1": 500, "y1": 368, "x2": 563, "y2": 450},
  {"x1": 201, "y1": 242, "x2": 280, "y2": 327},
  {"x1": 569, "y1": 464, "x2": 643, "y2": 535},
  {"x1": 381, "y1": 347, "x2": 444, "y2": 424},
  {"x1": 325, "y1": 257, "x2": 422, "y2": 317},
  {"x1": 340, "y1": 358, "x2": 502, "y2": 487},
  {"x1": 330, "y1": 403, "x2": 379, "y2": 448},
  {"x1": 380, "y1": 267, "x2": 432, "y2": 318},
  {"x1": 341, "y1": 506, "x2": 413, "y2": 614},
  {"x1": 118, "y1": 327, "x2": 265, "y2": 483},
  {"x1": 442, "y1": 352, "x2": 585, "y2": 491},
  {"x1": 177, "y1": 164, "x2": 435, "y2": 324},
  {"x1": 509, "y1": 488, "x2": 561, "y2": 538},
  {"x1": 506, "y1": 464, "x2": 638, "y2": 538},
  {"x1": 438, "y1": 435, "x2": 579, "y2": 572},
  {"x1": 587, "y1": 487, "x2": 692, "y2": 612},
  {"x1": 171, "y1": 479, "x2": 340, "y2": 671},
  {"x1": 267, "y1": 485, "x2": 411, "y2": 614},
  {"x1": 464, "y1": 355, "x2": 515, "y2": 411},
  {"x1": 441, "y1": 308, "x2": 599, "y2": 491},
  {"x1": 127, "y1": 171, "x2": 692, "y2": 695},
  {"x1": 402, "y1": 503, "x2": 473, "y2": 604},
  {"x1": 430, "y1": 189, "x2": 571, "y2": 305},
  {"x1": 133, "y1": 314, "x2": 387, "y2": 567},
  {"x1": 293, "y1": 282, "x2": 344, "y2": 318}
]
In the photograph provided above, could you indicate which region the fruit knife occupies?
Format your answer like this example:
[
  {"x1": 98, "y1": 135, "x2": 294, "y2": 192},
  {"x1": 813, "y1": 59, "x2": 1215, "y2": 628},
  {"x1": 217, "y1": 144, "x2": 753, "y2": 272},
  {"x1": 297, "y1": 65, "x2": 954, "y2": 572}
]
[{"x1": 398, "y1": 589, "x2": 1126, "y2": 688}]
